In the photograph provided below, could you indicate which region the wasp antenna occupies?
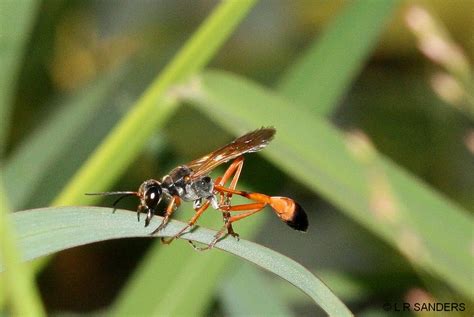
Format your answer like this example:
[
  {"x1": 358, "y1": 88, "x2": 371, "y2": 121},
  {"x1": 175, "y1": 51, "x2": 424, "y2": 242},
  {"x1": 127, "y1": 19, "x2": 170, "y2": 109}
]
[
  {"x1": 85, "y1": 191, "x2": 139, "y2": 212},
  {"x1": 85, "y1": 191, "x2": 138, "y2": 204},
  {"x1": 85, "y1": 191, "x2": 138, "y2": 196},
  {"x1": 112, "y1": 193, "x2": 137, "y2": 207}
]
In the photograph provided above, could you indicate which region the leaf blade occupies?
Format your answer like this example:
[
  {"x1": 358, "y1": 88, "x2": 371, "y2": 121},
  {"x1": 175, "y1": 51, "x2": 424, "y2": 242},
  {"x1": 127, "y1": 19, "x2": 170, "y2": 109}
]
[{"x1": 4, "y1": 207, "x2": 353, "y2": 317}]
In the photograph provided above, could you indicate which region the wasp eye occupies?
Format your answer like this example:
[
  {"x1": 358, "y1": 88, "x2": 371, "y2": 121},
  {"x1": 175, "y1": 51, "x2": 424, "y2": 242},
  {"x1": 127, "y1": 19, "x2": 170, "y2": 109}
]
[{"x1": 144, "y1": 185, "x2": 162, "y2": 208}]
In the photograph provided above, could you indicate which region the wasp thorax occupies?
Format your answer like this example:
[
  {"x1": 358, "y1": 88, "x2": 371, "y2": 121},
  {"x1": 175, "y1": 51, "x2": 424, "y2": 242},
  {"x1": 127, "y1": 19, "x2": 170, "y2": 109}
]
[
  {"x1": 182, "y1": 176, "x2": 213, "y2": 201},
  {"x1": 139, "y1": 179, "x2": 163, "y2": 209}
]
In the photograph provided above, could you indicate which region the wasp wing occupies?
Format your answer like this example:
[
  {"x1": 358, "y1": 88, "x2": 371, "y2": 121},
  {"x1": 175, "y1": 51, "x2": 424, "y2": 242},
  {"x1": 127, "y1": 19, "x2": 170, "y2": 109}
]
[{"x1": 186, "y1": 127, "x2": 276, "y2": 179}]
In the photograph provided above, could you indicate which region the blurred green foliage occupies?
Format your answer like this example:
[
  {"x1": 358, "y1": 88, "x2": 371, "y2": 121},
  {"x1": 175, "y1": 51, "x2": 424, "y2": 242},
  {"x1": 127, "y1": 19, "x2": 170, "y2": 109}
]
[{"x1": 1, "y1": 0, "x2": 473, "y2": 315}]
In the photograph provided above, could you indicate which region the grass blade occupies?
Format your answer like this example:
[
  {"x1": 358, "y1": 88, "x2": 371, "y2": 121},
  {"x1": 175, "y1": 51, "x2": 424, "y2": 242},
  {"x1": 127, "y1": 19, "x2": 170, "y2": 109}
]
[
  {"x1": 278, "y1": 0, "x2": 399, "y2": 116},
  {"x1": 0, "y1": 177, "x2": 45, "y2": 316},
  {"x1": 180, "y1": 70, "x2": 473, "y2": 299},
  {"x1": 3, "y1": 207, "x2": 353, "y2": 316},
  {"x1": 0, "y1": 0, "x2": 39, "y2": 157}
]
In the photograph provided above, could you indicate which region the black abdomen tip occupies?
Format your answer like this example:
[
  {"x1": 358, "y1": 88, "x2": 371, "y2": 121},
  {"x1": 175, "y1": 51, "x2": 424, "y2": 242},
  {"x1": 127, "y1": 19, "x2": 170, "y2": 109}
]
[{"x1": 285, "y1": 202, "x2": 308, "y2": 232}]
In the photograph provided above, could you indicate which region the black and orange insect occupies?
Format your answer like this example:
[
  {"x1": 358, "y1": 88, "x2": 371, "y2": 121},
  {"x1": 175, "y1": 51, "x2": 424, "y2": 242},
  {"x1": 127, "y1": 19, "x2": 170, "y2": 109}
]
[{"x1": 87, "y1": 128, "x2": 308, "y2": 249}]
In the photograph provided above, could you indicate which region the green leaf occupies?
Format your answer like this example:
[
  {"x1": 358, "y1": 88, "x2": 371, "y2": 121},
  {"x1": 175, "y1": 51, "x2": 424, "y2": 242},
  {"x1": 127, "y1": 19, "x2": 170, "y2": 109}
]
[
  {"x1": 278, "y1": 0, "x2": 399, "y2": 116},
  {"x1": 2, "y1": 207, "x2": 353, "y2": 317},
  {"x1": 0, "y1": 177, "x2": 45, "y2": 316},
  {"x1": 179, "y1": 70, "x2": 473, "y2": 299},
  {"x1": 0, "y1": 0, "x2": 39, "y2": 156}
]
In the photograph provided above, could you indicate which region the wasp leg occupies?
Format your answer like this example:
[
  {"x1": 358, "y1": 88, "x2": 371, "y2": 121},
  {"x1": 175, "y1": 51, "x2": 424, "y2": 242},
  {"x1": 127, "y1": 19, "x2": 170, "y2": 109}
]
[
  {"x1": 188, "y1": 158, "x2": 245, "y2": 251},
  {"x1": 137, "y1": 205, "x2": 146, "y2": 223},
  {"x1": 215, "y1": 185, "x2": 308, "y2": 232},
  {"x1": 211, "y1": 156, "x2": 245, "y2": 240},
  {"x1": 193, "y1": 202, "x2": 266, "y2": 251},
  {"x1": 161, "y1": 200, "x2": 211, "y2": 245},
  {"x1": 221, "y1": 210, "x2": 239, "y2": 239},
  {"x1": 150, "y1": 196, "x2": 180, "y2": 235},
  {"x1": 145, "y1": 207, "x2": 154, "y2": 227},
  {"x1": 216, "y1": 156, "x2": 244, "y2": 188},
  {"x1": 189, "y1": 210, "x2": 238, "y2": 251},
  {"x1": 214, "y1": 157, "x2": 244, "y2": 206}
]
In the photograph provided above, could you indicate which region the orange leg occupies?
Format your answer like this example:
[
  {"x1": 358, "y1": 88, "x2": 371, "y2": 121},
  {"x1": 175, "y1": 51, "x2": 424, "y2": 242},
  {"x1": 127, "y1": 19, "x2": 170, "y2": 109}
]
[
  {"x1": 161, "y1": 200, "x2": 211, "y2": 245},
  {"x1": 215, "y1": 185, "x2": 307, "y2": 232},
  {"x1": 216, "y1": 156, "x2": 244, "y2": 189},
  {"x1": 214, "y1": 156, "x2": 244, "y2": 207},
  {"x1": 214, "y1": 185, "x2": 271, "y2": 204},
  {"x1": 159, "y1": 157, "x2": 244, "y2": 247},
  {"x1": 156, "y1": 158, "x2": 244, "y2": 245},
  {"x1": 193, "y1": 202, "x2": 267, "y2": 251},
  {"x1": 213, "y1": 157, "x2": 245, "y2": 236},
  {"x1": 150, "y1": 195, "x2": 181, "y2": 234}
]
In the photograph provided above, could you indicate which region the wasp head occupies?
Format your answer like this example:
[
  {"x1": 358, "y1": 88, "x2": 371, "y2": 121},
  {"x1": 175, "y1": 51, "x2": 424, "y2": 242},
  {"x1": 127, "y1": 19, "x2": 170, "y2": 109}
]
[{"x1": 138, "y1": 179, "x2": 163, "y2": 211}]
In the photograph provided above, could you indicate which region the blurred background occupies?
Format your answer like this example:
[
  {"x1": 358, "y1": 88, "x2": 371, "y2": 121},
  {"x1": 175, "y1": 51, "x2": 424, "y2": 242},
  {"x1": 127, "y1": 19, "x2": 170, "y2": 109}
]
[{"x1": 1, "y1": 0, "x2": 473, "y2": 316}]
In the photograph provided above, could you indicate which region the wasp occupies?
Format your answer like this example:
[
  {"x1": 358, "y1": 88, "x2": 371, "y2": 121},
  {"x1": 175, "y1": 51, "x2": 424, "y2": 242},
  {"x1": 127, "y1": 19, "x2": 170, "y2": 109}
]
[{"x1": 87, "y1": 128, "x2": 308, "y2": 249}]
